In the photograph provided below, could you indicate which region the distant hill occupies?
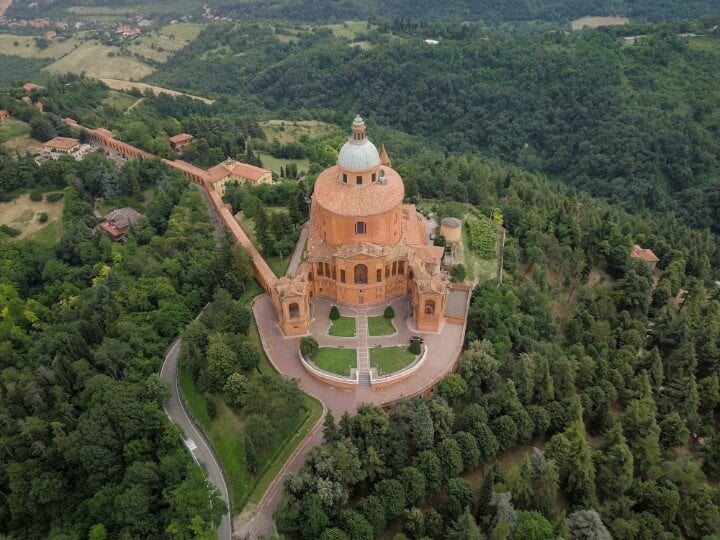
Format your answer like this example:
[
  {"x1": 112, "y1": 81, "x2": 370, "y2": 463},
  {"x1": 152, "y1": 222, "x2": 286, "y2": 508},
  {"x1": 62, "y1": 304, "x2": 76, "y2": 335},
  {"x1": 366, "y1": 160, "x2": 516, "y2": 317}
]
[{"x1": 7, "y1": 0, "x2": 720, "y2": 24}]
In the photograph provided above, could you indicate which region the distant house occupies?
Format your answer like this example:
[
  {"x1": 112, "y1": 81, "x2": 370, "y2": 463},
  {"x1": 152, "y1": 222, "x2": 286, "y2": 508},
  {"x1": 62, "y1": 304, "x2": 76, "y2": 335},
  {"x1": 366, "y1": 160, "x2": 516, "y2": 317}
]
[
  {"x1": 207, "y1": 158, "x2": 272, "y2": 195},
  {"x1": 23, "y1": 82, "x2": 41, "y2": 93},
  {"x1": 98, "y1": 208, "x2": 142, "y2": 241},
  {"x1": 43, "y1": 137, "x2": 80, "y2": 153},
  {"x1": 631, "y1": 244, "x2": 660, "y2": 270},
  {"x1": 169, "y1": 133, "x2": 194, "y2": 153},
  {"x1": 0, "y1": 110, "x2": 9, "y2": 121}
]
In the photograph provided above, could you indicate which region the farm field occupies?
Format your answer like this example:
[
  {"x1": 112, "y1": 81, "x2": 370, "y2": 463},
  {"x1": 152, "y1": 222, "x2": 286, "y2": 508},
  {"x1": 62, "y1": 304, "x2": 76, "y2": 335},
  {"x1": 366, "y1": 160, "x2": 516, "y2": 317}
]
[
  {"x1": 47, "y1": 41, "x2": 154, "y2": 80},
  {"x1": 103, "y1": 90, "x2": 138, "y2": 111},
  {"x1": 0, "y1": 121, "x2": 43, "y2": 154},
  {"x1": 0, "y1": 193, "x2": 65, "y2": 240},
  {"x1": 0, "y1": 120, "x2": 28, "y2": 144},
  {"x1": 0, "y1": 34, "x2": 83, "y2": 58},
  {"x1": 687, "y1": 35, "x2": 720, "y2": 53},
  {"x1": 322, "y1": 21, "x2": 373, "y2": 39},
  {"x1": 128, "y1": 23, "x2": 204, "y2": 62}
]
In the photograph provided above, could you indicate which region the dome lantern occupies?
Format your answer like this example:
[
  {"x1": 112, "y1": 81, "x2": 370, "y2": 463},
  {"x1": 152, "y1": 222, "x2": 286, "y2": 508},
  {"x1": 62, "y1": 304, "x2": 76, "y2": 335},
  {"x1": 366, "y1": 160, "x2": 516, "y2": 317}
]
[{"x1": 337, "y1": 115, "x2": 381, "y2": 173}]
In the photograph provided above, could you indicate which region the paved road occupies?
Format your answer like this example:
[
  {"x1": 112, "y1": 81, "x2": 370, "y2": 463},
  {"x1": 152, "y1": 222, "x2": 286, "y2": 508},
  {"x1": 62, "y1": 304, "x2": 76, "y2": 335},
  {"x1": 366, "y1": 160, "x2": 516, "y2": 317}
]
[{"x1": 161, "y1": 329, "x2": 233, "y2": 540}]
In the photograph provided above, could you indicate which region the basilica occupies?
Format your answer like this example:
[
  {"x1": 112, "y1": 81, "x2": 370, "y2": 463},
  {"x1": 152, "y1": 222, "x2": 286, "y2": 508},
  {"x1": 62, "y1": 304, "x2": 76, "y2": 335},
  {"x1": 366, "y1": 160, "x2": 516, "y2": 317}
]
[{"x1": 271, "y1": 117, "x2": 449, "y2": 336}]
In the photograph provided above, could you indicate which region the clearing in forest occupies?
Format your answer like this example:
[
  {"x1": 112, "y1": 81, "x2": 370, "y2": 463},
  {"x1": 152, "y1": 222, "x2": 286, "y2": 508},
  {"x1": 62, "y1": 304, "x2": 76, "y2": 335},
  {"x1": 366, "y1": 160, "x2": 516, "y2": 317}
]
[
  {"x1": 571, "y1": 16, "x2": 630, "y2": 30},
  {"x1": 259, "y1": 119, "x2": 338, "y2": 145},
  {"x1": 47, "y1": 42, "x2": 154, "y2": 80},
  {"x1": 0, "y1": 194, "x2": 64, "y2": 240}
]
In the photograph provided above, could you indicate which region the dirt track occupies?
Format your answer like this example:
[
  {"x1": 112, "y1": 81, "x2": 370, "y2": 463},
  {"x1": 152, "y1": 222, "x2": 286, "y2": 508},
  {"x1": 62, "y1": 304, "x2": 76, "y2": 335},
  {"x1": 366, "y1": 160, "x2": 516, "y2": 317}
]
[{"x1": 100, "y1": 78, "x2": 214, "y2": 104}]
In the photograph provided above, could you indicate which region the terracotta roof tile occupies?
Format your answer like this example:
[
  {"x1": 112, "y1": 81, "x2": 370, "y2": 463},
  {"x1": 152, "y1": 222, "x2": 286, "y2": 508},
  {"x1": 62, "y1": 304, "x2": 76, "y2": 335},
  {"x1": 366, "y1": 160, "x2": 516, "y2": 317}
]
[
  {"x1": 631, "y1": 244, "x2": 659, "y2": 263},
  {"x1": 43, "y1": 137, "x2": 79, "y2": 150},
  {"x1": 208, "y1": 159, "x2": 271, "y2": 183},
  {"x1": 169, "y1": 133, "x2": 193, "y2": 144},
  {"x1": 314, "y1": 165, "x2": 404, "y2": 217}
]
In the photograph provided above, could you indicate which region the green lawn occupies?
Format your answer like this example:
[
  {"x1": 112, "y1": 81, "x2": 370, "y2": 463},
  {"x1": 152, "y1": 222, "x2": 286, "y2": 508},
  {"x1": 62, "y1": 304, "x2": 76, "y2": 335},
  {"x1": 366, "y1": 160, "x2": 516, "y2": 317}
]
[
  {"x1": 329, "y1": 316, "x2": 356, "y2": 337},
  {"x1": 368, "y1": 315, "x2": 395, "y2": 336},
  {"x1": 258, "y1": 152, "x2": 309, "y2": 177},
  {"x1": 311, "y1": 347, "x2": 357, "y2": 376},
  {"x1": 25, "y1": 221, "x2": 63, "y2": 244},
  {"x1": 104, "y1": 90, "x2": 137, "y2": 111},
  {"x1": 266, "y1": 255, "x2": 290, "y2": 277},
  {"x1": 370, "y1": 346, "x2": 417, "y2": 376},
  {"x1": 99, "y1": 189, "x2": 154, "y2": 215}
]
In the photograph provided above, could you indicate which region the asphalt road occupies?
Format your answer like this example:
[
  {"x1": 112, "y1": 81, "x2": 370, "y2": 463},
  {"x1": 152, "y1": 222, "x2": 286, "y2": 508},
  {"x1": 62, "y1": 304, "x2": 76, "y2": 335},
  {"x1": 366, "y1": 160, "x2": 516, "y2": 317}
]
[{"x1": 161, "y1": 324, "x2": 232, "y2": 540}]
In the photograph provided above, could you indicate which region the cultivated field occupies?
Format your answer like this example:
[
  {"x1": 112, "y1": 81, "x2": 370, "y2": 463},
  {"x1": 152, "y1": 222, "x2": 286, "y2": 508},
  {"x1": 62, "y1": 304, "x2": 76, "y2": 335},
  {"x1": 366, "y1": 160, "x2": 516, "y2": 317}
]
[
  {"x1": 0, "y1": 194, "x2": 64, "y2": 240},
  {"x1": 128, "y1": 23, "x2": 204, "y2": 62},
  {"x1": 47, "y1": 41, "x2": 154, "y2": 80},
  {"x1": 0, "y1": 120, "x2": 43, "y2": 153},
  {"x1": 571, "y1": 16, "x2": 630, "y2": 30},
  {"x1": 0, "y1": 34, "x2": 83, "y2": 59}
]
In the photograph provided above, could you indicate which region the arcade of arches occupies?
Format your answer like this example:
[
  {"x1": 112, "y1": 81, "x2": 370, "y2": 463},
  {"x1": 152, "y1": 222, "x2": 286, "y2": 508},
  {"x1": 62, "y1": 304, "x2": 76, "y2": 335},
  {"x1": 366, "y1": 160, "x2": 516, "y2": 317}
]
[{"x1": 271, "y1": 117, "x2": 449, "y2": 335}]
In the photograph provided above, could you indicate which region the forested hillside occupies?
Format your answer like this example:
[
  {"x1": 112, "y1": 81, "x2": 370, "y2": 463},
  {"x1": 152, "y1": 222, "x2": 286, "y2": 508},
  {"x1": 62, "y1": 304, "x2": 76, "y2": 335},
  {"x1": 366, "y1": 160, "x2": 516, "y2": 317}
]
[
  {"x1": 149, "y1": 21, "x2": 720, "y2": 233},
  {"x1": 0, "y1": 152, "x2": 235, "y2": 537}
]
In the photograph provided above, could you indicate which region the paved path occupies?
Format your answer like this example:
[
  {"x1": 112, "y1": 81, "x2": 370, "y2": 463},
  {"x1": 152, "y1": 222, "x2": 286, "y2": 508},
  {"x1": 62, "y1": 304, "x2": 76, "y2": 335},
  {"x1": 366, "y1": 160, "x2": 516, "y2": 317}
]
[
  {"x1": 161, "y1": 328, "x2": 232, "y2": 540},
  {"x1": 285, "y1": 222, "x2": 309, "y2": 277},
  {"x1": 238, "y1": 293, "x2": 469, "y2": 538}
]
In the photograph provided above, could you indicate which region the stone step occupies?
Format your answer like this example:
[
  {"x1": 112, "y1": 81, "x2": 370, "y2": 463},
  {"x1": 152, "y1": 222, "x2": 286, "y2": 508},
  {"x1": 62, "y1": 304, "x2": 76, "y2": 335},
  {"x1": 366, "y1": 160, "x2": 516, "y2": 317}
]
[{"x1": 358, "y1": 371, "x2": 371, "y2": 389}]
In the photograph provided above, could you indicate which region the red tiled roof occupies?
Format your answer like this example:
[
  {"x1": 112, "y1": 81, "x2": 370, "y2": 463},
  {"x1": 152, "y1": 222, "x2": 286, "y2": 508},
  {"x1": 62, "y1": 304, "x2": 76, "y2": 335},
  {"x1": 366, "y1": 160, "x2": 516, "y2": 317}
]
[
  {"x1": 93, "y1": 128, "x2": 115, "y2": 138},
  {"x1": 169, "y1": 133, "x2": 193, "y2": 144},
  {"x1": 631, "y1": 244, "x2": 659, "y2": 263},
  {"x1": 43, "y1": 136, "x2": 79, "y2": 150},
  {"x1": 207, "y1": 159, "x2": 271, "y2": 183},
  {"x1": 314, "y1": 165, "x2": 404, "y2": 217},
  {"x1": 23, "y1": 82, "x2": 40, "y2": 92},
  {"x1": 99, "y1": 221, "x2": 126, "y2": 239}
]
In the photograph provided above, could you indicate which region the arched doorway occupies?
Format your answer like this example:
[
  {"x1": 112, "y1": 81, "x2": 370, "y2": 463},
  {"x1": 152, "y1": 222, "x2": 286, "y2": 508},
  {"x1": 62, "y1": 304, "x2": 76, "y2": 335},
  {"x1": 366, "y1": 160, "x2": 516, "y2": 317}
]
[
  {"x1": 354, "y1": 264, "x2": 368, "y2": 284},
  {"x1": 288, "y1": 302, "x2": 300, "y2": 319},
  {"x1": 424, "y1": 299, "x2": 435, "y2": 315}
]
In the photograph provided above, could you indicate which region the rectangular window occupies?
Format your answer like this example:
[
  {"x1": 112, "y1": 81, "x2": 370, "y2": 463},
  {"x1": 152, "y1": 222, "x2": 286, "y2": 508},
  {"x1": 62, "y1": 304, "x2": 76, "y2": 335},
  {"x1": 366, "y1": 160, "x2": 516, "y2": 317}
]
[
  {"x1": 340, "y1": 270, "x2": 346, "y2": 283},
  {"x1": 356, "y1": 222, "x2": 366, "y2": 235},
  {"x1": 385, "y1": 265, "x2": 390, "y2": 278},
  {"x1": 372, "y1": 173, "x2": 377, "y2": 183},
  {"x1": 317, "y1": 262, "x2": 324, "y2": 277},
  {"x1": 392, "y1": 261, "x2": 397, "y2": 275},
  {"x1": 356, "y1": 175, "x2": 362, "y2": 185},
  {"x1": 398, "y1": 261, "x2": 405, "y2": 274},
  {"x1": 324, "y1": 263, "x2": 330, "y2": 277},
  {"x1": 377, "y1": 269, "x2": 382, "y2": 282}
]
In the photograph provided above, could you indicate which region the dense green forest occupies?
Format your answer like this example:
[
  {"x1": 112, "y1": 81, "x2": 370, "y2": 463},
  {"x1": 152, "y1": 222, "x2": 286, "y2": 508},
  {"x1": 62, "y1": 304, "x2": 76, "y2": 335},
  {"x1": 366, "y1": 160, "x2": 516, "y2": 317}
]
[
  {"x1": 0, "y1": 150, "x2": 234, "y2": 537},
  {"x1": 8, "y1": 0, "x2": 720, "y2": 23},
  {"x1": 145, "y1": 21, "x2": 720, "y2": 235},
  {"x1": 274, "y1": 149, "x2": 720, "y2": 539}
]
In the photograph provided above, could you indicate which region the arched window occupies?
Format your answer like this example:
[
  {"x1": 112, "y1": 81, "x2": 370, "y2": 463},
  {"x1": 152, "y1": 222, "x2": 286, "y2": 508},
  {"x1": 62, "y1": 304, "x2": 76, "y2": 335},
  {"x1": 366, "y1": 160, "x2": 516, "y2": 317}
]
[
  {"x1": 342, "y1": 173, "x2": 348, "y2": 184},
  {"x1": 372, "y1": 172, "x2": 377, "y2": 183},
  {"x1": 289, "y1": 302, "x2": 300, "y2": 319},
  {"x1": 424, "y1": 299, "x2": 436, "y2": 315},
  {"x1": 356, "y1": 222, "x2": 366, "y2": 235},
  {"x1": 354, "y1": 264, "x2": 368, "y2": 284}
]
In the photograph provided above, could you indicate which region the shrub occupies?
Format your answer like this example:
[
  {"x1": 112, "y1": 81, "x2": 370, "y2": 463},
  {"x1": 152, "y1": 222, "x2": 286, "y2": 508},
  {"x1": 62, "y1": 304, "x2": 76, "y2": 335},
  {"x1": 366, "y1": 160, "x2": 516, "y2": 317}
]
[
  {"x1": 37, "y1": 212, "x2": 48, "y2": 223},
  {"x1": 46, "y1": 192, "x2": 64, "y2": 203},
  {"x1": 384, "y1": 306, "x2": 395, "y2": 319},
  {"x1": 329, "y1": 305, "x2": 340, "y2": 320},
  {"x1": 300, "y1": 336, "x2": 319, "y2": 358},
  {"x1": 29, "y1": 189, "x2": 43, "y2": 202},
  {"x1": 409, "y1": 340, "x2": 421, "y2": 355},
  {"x1": 0, "y1": 225, "x2": 20, "y2": 237},
  {"x1": 466, "y1": 218, "x2": 497, "y2": 259},
  {"x1": 450, "y1": 264, "x2": 466, "y2": 283},
  {"x1": 204, "y1": 393, "x2": 218, "y2": 419}
]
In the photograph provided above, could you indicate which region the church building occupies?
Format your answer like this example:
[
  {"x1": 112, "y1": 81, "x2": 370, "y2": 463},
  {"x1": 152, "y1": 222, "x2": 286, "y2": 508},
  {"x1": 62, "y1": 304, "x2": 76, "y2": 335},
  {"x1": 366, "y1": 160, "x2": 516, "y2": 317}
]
[{"x1": 271, "y1": 117, "x2": 449, "y2": 335}]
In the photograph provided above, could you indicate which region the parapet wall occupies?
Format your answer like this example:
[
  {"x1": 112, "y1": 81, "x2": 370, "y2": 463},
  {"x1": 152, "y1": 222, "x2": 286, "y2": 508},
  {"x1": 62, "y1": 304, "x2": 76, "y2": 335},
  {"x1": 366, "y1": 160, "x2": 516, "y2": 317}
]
[{"x1": 77, "y1": 121, "x2": 279, "y2": 293}]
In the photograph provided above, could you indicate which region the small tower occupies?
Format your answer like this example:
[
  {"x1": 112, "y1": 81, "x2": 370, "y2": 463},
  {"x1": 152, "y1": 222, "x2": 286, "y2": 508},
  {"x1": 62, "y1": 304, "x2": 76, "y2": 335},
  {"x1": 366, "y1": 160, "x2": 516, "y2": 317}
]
[{"x1": 379, "y1": 143, "x2": 392, "y2": 167}]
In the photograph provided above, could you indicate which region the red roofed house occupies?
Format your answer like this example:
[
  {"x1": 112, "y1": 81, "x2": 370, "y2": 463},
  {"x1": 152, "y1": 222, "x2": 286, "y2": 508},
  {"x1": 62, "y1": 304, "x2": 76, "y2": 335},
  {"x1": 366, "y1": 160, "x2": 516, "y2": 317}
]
[
  {"x1": 98, "y1": 207, "x2": 142, "y2": 241},
  {"x1": 23, "y1": 82, "x2": 41, "y2": 93},
  {"x1": 0, "y1": 110, "x2": 9, "y2": 121},
  {"x1": 43, "y1": 137, "x2": 80, "y2": 153},
  {"x1": 631, "y1": 244, "x2": 660, "y2": 271},
  {"x1": 169, "y1": 133, "x2": 193, "y2": 153},
  {"x1": 207, "y1": 158, "x2": 272, "y2": 195}
]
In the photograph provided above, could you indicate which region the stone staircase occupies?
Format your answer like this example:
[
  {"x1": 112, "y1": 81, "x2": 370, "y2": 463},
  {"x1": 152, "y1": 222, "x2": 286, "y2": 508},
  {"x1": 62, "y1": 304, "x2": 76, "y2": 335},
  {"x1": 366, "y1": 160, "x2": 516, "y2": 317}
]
[{"x1": 356, "y1": 309, "x2": 371, "y2": 388}]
